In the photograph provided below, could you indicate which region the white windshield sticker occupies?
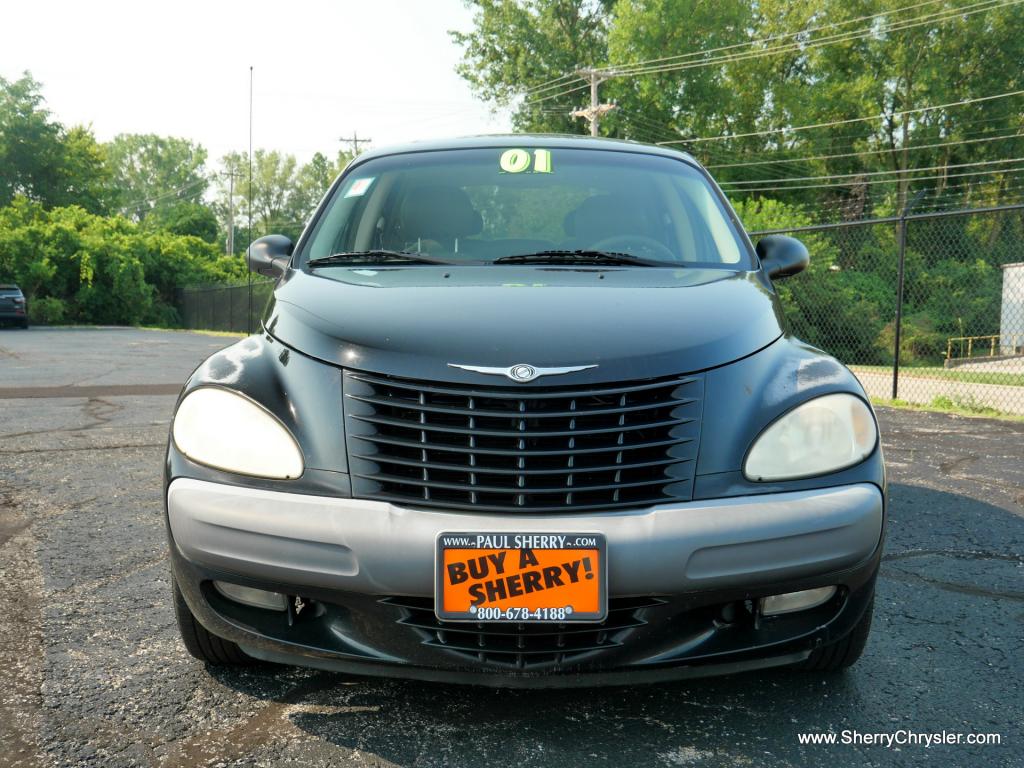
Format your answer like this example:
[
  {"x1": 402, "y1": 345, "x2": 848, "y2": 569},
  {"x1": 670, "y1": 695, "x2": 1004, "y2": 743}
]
[{"x1": 344, "y1": 177, "x2": 375, "y2": 197}]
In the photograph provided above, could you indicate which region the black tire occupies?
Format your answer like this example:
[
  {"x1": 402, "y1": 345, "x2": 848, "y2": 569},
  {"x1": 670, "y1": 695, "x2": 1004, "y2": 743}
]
[
  {"x1": 173, "y1": 578, "x2": 252, "y2": 665},
  {"x1": 19, "y1": 320, "x2": 28, "y2": 329},
  {"x1": 800, "y1": 595, "x2": 874, "y2": 672}
]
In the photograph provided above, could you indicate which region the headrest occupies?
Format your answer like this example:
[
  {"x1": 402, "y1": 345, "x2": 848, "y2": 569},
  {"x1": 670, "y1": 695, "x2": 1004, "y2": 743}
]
[
  {"x1": 400, "y1": 186, "x2": 483, "y2": 241},
  {"x1": 563, "y1": 194, "x2": 649, "y2": 240}
]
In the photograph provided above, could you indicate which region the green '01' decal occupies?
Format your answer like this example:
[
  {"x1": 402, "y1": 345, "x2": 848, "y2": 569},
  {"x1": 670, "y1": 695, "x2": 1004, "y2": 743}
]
[{"x1": 499, "y1": 148, "x2": 552, "y2": 174}]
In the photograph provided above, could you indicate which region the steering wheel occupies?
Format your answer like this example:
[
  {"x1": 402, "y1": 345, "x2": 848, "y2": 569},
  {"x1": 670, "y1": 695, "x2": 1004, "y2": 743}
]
[{"x1": 589, "y1": 235, "x2": 677, "y2": 263}]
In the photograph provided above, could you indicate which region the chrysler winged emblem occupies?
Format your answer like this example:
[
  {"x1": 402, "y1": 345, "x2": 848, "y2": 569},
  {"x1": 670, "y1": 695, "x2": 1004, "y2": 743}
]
[{"x1": 448, "y1": 363, "x2": 597, "y2": 383}]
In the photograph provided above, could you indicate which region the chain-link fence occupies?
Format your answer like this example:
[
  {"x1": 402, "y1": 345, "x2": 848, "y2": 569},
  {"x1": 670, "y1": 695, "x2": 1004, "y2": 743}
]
[
  {"x1": 178, "y1": 279, "x2": 274, "y2": 334},
  {"x1": 750, "y1": 203, "x2": 1024, "y2": 416}
]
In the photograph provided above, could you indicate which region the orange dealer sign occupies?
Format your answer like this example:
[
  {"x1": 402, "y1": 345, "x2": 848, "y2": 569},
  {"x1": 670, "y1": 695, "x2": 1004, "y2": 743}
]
[{"x1": 434, "y1": 532, "x2": 607, "y2": 622}]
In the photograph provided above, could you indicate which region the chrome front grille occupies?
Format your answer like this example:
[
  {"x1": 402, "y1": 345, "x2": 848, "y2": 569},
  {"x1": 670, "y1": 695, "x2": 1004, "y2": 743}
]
[{"x1": 343, "y1": 370, "x2": 704, "y2": 513}]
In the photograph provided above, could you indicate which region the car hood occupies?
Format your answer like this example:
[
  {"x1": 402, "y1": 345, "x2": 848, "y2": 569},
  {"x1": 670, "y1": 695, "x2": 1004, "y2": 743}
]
[{"x1": 265, "y1": 266, "x2": 783, "y2": 383}]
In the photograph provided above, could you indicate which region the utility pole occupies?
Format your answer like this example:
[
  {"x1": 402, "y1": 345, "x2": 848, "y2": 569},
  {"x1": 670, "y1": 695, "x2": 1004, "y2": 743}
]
[
  {"x1": 340, "y1": 131, "x2": 372, "y2": 156},
  {"x1": 225, "y1": 170, "x2": 240, "y2": 255},
  {"x1": 571, "y1": 68, "x2": 617, "y2": 137}
]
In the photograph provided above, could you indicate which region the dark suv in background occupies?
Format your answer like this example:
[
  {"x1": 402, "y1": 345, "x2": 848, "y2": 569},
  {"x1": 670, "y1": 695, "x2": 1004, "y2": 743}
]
[{"x1": 0, "y1": 284, "x2": 28, "y2": 328}]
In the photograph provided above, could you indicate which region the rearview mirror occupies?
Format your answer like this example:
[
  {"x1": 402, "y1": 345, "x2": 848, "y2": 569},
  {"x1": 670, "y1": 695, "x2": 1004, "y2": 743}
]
[
  {"x1": 247, "y1": 235, "x2": 294, "y2": 278},
  {"x1": 755, "y1": 235, "x2": 809, "y2": 279}
]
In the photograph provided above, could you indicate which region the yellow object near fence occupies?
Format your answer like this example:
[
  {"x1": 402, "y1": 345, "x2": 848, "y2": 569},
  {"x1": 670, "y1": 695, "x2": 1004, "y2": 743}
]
[{"x1": 946, "y1": 334, "x2": 1022, "y2": 361}]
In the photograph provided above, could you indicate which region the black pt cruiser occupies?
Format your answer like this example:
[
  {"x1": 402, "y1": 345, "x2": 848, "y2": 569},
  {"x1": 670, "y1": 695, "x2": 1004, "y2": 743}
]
[{"x1": 166, "y1": 135, "x2": 884, "y2": 687}]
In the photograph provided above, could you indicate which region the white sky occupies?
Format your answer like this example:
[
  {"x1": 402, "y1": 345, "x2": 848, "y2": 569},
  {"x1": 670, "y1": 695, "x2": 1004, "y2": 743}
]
[{"x1": 2, "y1": 0, "x2": 512, "y2": 165}]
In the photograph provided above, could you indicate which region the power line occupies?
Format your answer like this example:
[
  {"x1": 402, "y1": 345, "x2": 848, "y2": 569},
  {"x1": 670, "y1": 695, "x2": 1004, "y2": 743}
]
[
  {"x1": 829, "y1": 174, "x2": 1024, "y2": 217},
  {"x1": 595, "y1": 0, "x2": 948, "y2": 74},
  {"x1": 718, "y1": 155, "x2": 1024, "y2": 187},
  {"x1": 518, "y1": 0, "x2": 1020, "y2": 136},
  {"x1": 618, "y1": 113, "x2": 687, "y2": 145},
  {"x1": 658, "y1": 88, "x2": 1024, "y2": 145},
  {"x1": 750, "y1": 173, "x2": 1024, "y2": 222},
  {"x1": 525, "y1": 82, "x2": 592, "y2": 106},
  {"x1": 518, "y1": 0, "x2": 1009, "y2": 102},
  {"x1": 725, "y1": 161, "x2": 1024, "y2": 193},
  {"x1": 521, "y1": 73, "x2": 587, "y2": 98},
  {"x1": 120, "y1": 177, "x2": 208, "y2": 214},
  {"x1": 688, "y1": 114, "x2": 1024, "y2": 181},
  {"x1": 612, "y1": 0, "x2": 1020, "y2": 79},
  {"x1": 611, "y1": 0, "x2": 1011, "y2": 80},
  {"x1": 690, "y1": 110, "x2": 1024, "y2": 164},
  {"x1": 706, "y1": 130, "x2": 1024, "y2": 170}
]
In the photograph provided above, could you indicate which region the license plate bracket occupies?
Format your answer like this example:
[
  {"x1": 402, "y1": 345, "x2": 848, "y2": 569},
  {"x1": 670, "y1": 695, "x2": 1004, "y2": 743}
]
[{"x1": 435, "y1": 532, "x2": 607, "y2": 622}]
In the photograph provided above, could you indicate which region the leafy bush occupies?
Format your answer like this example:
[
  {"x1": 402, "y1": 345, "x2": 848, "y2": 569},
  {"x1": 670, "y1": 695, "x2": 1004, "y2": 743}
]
[
  {"x1": 27, "y1": 296, "x2": 66, "y2": 324},
  {"x1": 0, "y1": 196, "x2": 247, "y2": 326},
  {"x1": 874, "y1": 312, "x2": 947, "y2": 366}
]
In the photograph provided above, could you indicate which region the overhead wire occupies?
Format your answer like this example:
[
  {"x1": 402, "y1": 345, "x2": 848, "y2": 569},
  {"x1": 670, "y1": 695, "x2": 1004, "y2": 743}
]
[
  {"x1": 612, "y1": 0, "x2": 1020, "y2": 80},
  {"x1": 120, "y1": 177, "x2": 209, "y2": 214},
  {"x1": 705, "y1": 130, "x2": 1024, "y2": 170},
  {"x1": 688, "y1": 120, "x2": 1024, "y2": 180},
  {"x1": 691, "y1": 111, "x2": 1024, "y2": 164},
  {"x1": 718, "y1": 155, "x2": 1024, "y2": 187},
  {"x1": 520, "y1": 73, "x2": 586, "y2": 98},
  {"x1": 658, "y1": 88, "x2": 1024, "y2": 146},
  {"x1": 525, "y1": 82, "x2": 592, "y2": 106},
  {"x1": 512, "y1": 0, "x2": 1016, "y2": 103},
  {"x1": 594, "y1": 0, "x2": 949, "y2": 74},
  {"x1": 724, "y1": 161, "x2": 1024, "y2": 193}
]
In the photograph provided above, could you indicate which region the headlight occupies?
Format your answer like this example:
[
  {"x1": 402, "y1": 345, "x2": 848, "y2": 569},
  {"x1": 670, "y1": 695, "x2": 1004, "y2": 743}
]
[
  {"x1": 744, "y1": 393, "x2": 877, "y2": 481},
  {"x1": 172, "y1": 387, "x2": 303, "y2": 479}
]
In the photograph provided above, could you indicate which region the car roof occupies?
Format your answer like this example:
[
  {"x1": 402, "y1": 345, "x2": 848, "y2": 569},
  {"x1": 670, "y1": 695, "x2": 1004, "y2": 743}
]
[
  {"x1": 0, "y1": 284, "x2": 21, "y2": 290},
  {"x1": 353, "y1": 134, "x2": 698, "y2": 166}
]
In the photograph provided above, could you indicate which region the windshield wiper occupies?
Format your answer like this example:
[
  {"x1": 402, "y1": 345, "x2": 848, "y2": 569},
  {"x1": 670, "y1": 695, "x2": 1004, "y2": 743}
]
[
  {"x1": 493, "y1": 249, "x2": 673, "y2": 267},
  {"x1": 307, "y1": 250, "x2": 463, "y2": 267}
]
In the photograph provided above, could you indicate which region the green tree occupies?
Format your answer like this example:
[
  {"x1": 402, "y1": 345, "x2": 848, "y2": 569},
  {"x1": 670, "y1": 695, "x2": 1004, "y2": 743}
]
[
  {"x1": 59, "y1": 126, "x2": 115, "y2": 212},
  {"x1": 292, "y1": 150, "x2": 352, "y2": 222},
  {"x1": 0, "y1": 73, "x2": 113, "y2": 212},
  {"x1": 146, "y1": 201, "x2": 220, "y2": 243},
  {"x1": 216, "y1": 150, "x2": 299, "y2": 240},
  {"x1": 451, "y1": 0, "x2": 611, "y2": 133},
  {"x1": 106, "y1": 133, "x2": 210, "y2": 221},
  {"x1": 603, "y1": 0, "x2": 756, "y2": 145},
  {"x1": 453, "y1": 0, "x2": 1024, "y2": 215},
  {"x1": 215, "y1": 149, "x2": 352, "y2": 246}
]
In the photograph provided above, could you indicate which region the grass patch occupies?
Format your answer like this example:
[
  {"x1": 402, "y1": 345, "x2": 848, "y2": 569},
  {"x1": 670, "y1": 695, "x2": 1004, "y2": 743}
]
[
  {"x1": 852, "y1": 365, "x2": 1024, "y2": 387},
  {"x1": 28, "y1": 324, "x2": 248, "y2": 338},
  {"x1": 138, "y1": 326, "x2": 248, "y2": 338},
  {"x1": 872, "y1": 396, "x2": 1024, "y2": 422}
]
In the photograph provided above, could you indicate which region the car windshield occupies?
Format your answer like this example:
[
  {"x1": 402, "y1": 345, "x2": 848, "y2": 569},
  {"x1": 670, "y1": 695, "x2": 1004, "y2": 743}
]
[{"x1": 300, "y1": 147, "x2": 751, "y2": 268}]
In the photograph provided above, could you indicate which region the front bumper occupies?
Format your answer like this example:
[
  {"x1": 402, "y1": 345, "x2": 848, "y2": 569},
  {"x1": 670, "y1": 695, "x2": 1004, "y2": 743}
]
[{"x1": 167, "y1": 479, "x2": 883, "y2": 685}]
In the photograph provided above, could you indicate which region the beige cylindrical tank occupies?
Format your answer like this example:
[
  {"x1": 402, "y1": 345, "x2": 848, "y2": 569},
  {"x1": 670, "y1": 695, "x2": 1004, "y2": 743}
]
[{"x1": 1001, "y1": 262, "x2": 1024, "y2": 355}]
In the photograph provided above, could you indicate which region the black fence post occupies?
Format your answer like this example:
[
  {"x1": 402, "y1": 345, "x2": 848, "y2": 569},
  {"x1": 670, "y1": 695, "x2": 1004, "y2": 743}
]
[
  {"x1": 891, "y1": 190, "x2": 925, "y2": 400},
  {"x1": 892, "y1": 214, "x2": 907, "y2": 400}
]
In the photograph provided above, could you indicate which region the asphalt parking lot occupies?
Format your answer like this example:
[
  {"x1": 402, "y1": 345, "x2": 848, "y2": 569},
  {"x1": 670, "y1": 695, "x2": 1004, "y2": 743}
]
[{"x1": 1, "y1": 327, "x2": 1022, "y2": 767}]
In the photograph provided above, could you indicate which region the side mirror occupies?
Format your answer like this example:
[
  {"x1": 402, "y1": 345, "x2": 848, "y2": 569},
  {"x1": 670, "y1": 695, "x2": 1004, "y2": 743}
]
[
  {"x1": 756, "y1": 235, "x2": 809, "y2": 279},
  {"x1": 247, "y1": 235, "x2": 294, "y2": 278}
]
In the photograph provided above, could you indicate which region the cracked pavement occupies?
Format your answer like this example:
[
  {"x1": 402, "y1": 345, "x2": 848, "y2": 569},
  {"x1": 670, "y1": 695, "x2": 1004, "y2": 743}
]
[{"x1": 1, "y1": 327, "x2": 1022, "y2": 767}]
